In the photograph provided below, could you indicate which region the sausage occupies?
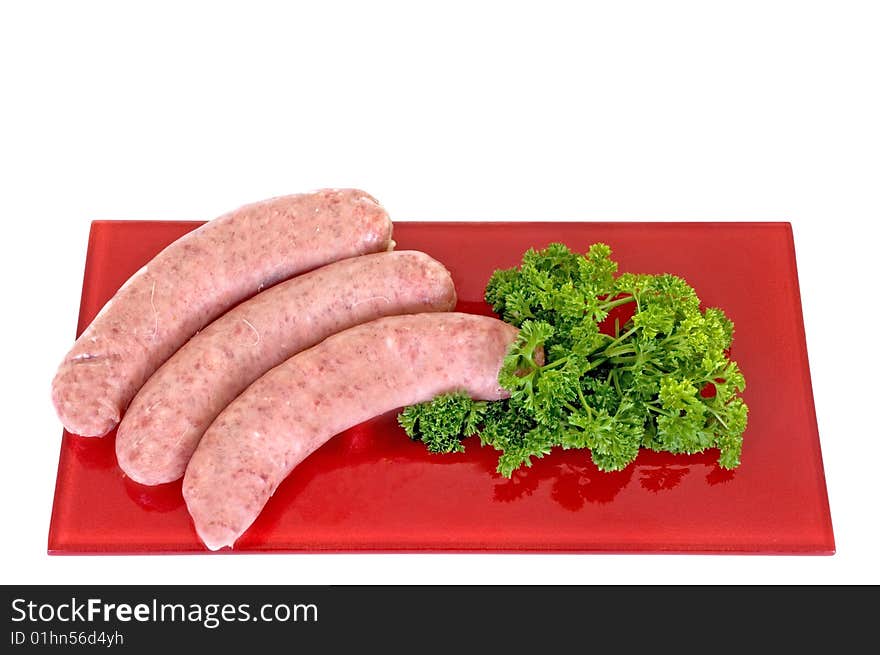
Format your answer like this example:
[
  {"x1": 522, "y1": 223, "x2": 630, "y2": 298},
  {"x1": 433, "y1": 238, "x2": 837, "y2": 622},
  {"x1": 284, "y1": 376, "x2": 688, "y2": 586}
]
[
  {"x1": 182, "y1": 312, "x2": 520, "y2": 551},
  {"x1": 116, "y1": 251, "x2": 457, "y2": 486},
  {"x1": 51, "y1": 188, "x2": 392, "y2": 437}
]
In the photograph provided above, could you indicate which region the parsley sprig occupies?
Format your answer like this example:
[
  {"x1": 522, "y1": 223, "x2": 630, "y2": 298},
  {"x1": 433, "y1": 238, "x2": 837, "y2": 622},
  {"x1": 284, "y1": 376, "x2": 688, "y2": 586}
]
[{"x1": 398, "y1": 243, "x2": 748, "y2": 477}]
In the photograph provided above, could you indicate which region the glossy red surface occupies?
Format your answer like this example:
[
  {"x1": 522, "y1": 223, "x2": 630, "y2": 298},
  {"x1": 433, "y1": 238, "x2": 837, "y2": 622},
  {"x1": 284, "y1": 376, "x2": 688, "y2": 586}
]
[{"x1": 48, "y1": 221, "x2": 834, "y2": 554}]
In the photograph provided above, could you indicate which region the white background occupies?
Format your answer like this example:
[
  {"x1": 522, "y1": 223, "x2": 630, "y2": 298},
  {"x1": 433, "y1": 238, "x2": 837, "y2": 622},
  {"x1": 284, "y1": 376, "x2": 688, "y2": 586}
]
[{"x1": 1, "y1": 1, "x2": 877, "y2": 585}]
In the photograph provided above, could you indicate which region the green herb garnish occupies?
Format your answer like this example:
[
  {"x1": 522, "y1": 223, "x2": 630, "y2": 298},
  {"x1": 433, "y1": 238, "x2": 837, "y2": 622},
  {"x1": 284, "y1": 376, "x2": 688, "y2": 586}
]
[{"x1": 398, "y1": 243, "x2": 748, "y2": 477}]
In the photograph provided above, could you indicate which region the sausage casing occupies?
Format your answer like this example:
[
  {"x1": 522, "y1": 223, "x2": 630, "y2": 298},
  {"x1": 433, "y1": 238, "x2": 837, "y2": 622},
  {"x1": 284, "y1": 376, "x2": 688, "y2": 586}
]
[
  {"x1": 182, "y1": 312, "x2": 519, "y2": 551},
  {"x1": 117, "y1": 251, "x2": 456, "y2": 485},
  {"x1": 52, "y1": 189, "x2": 392, "y2": 437}
]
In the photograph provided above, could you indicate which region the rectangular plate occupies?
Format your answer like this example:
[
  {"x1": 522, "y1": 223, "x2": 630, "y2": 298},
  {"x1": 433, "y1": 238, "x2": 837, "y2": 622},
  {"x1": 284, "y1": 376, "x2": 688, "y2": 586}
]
[{"x1": 48, "y1": 221, "x2": 834, "y2": 554}]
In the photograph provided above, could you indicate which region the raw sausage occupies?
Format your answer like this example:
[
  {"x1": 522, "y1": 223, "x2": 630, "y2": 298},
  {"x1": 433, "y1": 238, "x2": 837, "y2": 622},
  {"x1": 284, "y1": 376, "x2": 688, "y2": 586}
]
[
  {"x1": 117, "y1": 251, "x2": 456, "y2": 485},
  {"x1": 52, "y1": 189, "x2": 392, "y2": 437},
  {"x1": 182, "y1": 312, "x2": 520, "y2": 551},
  {"x1": 53, "y1": 188, "x2": 392, "y2": 437},
  {"x1": 183, "y1": 312, "x2": 518, "y2": 550}
]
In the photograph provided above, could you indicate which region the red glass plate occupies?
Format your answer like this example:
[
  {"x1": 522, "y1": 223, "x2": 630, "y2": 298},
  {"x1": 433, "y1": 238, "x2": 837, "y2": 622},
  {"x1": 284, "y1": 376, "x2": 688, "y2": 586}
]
[{"x1": 48, "y1": 221, "x2": 834, "y2": 554}]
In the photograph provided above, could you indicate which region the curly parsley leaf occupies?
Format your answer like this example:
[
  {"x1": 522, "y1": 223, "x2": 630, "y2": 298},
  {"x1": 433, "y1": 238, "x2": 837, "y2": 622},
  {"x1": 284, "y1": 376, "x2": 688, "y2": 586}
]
[
  {"x1": 397, "y1": 392, "x2": 485, "y2": 454},
  {"x1": 400, "y1": 243, "x2": 749, "y2": 477}
]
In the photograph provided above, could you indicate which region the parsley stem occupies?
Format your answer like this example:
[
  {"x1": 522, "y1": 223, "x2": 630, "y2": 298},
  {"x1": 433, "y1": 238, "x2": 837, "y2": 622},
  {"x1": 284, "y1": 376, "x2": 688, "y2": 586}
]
[
  {"x1": 610, "y1": 370, "x2": 622, "y2": 396},
  {"x1": 603, "y1": 325, "x2": 639, "y2": 351},
  {"x1": 600, "y1": 295, "x2": 636, "y2": 311},
  {"x1": 576, "y1": 386, "x2": 591, "y2": 413},
  {"x1": 585, "y1": 356, "x2": 609, "y2": 370},
  {"x1": 602, "y1": 344, "x2": 636, "y2": 358},
  {"x1": 706, "y1": 406, "x2": 729, "y2": 429},
  {"x1": 540, "y1": 355, "x2": 570, "y2": 371}
]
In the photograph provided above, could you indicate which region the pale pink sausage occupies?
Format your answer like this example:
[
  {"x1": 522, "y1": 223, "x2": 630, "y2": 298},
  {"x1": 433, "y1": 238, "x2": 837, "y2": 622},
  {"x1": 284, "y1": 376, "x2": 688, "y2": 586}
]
[
  {"x1": 52, "y1": 189, "x2": 392, "y2": 437},
  {"x1": 116, "y1": 251, "x2": 456, "y2": 486},
  {"x1": 183, "y1": 313, "x2": 519, "y2": 551}
]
